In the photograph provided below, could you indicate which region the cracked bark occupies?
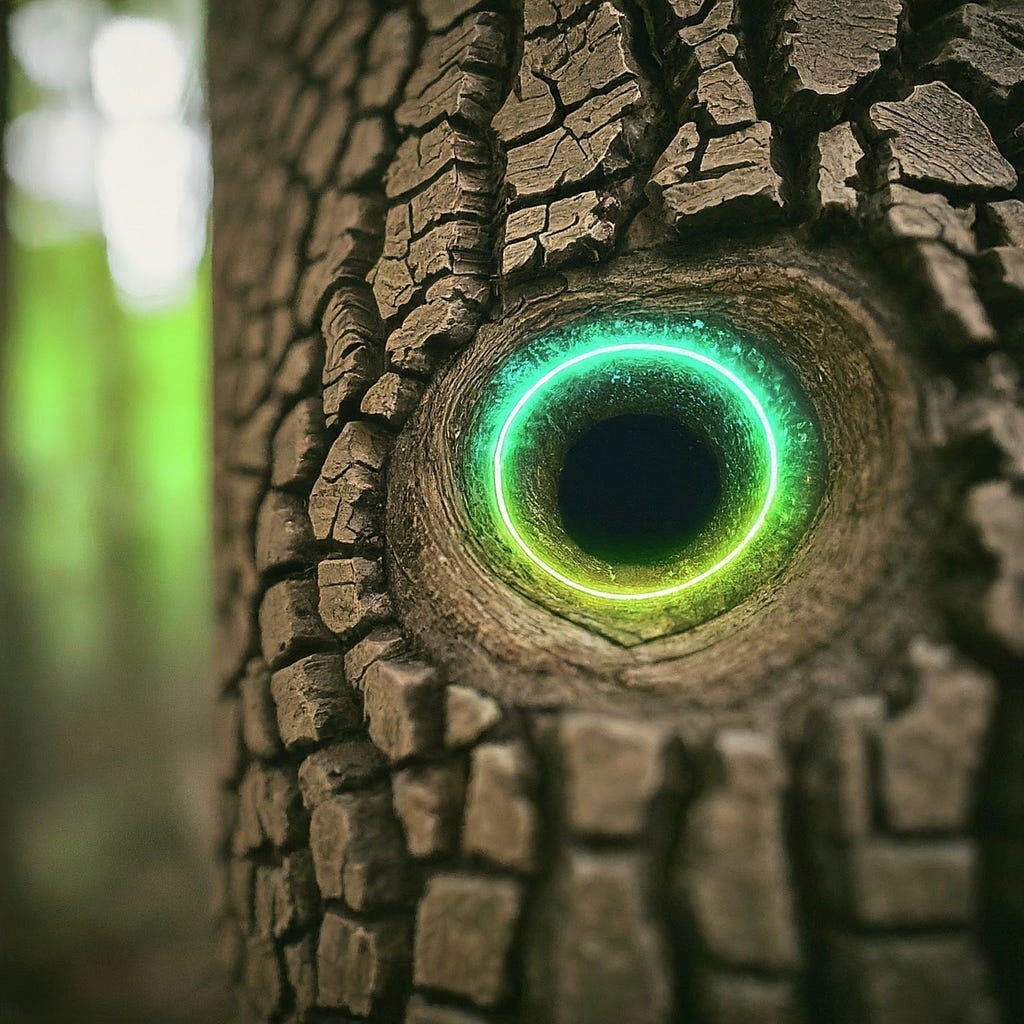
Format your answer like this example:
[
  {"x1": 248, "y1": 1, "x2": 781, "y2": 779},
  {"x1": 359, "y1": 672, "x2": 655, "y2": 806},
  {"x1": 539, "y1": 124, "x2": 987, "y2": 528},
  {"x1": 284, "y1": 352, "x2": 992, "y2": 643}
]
[{"x1": 210, "y1": 1, "x2": 1024, "y2": 1021}]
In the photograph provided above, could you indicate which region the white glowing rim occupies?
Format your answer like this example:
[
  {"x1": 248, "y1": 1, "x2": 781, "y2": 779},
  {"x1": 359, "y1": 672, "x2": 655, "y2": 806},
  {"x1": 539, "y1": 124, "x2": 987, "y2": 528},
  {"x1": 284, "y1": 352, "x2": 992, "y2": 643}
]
[{"x1": 492, "y1": 342, "x2": 780, "y2": 601}]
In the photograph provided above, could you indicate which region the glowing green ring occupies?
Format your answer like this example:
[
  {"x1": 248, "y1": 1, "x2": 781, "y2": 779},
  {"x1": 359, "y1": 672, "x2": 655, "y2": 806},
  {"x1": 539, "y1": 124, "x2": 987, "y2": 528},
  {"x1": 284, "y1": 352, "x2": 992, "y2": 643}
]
[{"x1": 492, "y1": 342, "x2": 780, "y2": 601}]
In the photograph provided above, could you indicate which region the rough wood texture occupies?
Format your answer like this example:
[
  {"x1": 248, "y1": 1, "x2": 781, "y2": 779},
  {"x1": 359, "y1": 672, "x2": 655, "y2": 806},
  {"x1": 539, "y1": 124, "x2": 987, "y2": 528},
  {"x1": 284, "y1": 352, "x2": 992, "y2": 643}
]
[
  {"x1": 866, "y1": 81, "x2": 1017, "y2": 196},
  {"x1": 390, "y1": 249, "x2": 921, "y2": 692},
  {"x1": 210, "y1": 1, "x2": 1024, "y2": 1021},
  {"x1": 765, "y1": 0, "x2": 904, "y2": 123}
]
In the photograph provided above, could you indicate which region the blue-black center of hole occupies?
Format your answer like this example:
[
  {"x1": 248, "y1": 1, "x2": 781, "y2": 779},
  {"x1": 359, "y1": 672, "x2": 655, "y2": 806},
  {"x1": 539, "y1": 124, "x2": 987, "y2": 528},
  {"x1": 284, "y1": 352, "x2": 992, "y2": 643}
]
[{"x1": 557, "y1": 413, "x2": 722, "y2": 564}]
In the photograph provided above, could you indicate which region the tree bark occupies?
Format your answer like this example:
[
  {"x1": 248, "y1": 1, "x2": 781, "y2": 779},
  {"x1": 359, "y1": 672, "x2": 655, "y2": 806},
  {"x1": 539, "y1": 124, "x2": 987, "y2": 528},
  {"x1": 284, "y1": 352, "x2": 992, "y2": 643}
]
[{"x1": 209, "y1": 2, "x2": 1024, "y2": 1021}]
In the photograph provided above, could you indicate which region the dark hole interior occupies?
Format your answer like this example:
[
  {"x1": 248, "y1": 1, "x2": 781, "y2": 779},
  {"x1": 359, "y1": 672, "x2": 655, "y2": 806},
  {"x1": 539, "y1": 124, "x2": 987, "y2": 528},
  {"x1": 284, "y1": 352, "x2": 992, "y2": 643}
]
[{"x1": 557, "y1": 413, "x2": 722, "y2": 564}]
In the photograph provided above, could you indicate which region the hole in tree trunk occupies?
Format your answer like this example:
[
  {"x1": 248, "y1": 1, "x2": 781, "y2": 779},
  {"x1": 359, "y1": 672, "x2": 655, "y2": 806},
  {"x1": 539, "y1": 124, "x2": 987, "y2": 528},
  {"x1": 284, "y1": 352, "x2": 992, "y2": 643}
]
[{"x1": 557, "y1": 413, "x2": 722, "y2": 565}]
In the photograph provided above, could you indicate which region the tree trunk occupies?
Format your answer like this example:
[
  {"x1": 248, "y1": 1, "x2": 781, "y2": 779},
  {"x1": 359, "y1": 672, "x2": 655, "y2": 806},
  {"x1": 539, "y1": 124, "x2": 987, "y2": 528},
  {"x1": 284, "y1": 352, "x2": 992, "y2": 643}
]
[{"x1": 209, "y1": 2, "x2": 1024, "y2": 1021}]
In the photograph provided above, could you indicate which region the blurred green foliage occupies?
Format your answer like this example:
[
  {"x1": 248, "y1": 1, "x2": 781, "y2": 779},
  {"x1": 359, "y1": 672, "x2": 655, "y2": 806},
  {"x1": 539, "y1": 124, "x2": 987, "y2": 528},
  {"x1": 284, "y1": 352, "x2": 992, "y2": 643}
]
[
  {"x1": 7, "y1": 240, "x2": 211, "y2": 679},
  {"x1": 2, "y1": 3, "x2": 225, "y2": 1017},
  {"x1": 2, "y1": 234, "x2": 224, "y2": 1024}
]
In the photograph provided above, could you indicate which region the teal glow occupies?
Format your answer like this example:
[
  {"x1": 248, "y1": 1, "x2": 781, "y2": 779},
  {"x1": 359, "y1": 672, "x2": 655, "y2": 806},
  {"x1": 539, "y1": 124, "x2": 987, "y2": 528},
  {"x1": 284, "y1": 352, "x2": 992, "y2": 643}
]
[
  {"x1": 464, "y1": 314, "x2": 825, "y2": 618},
  {"x1": 493, "y1": 343, "x2": 779, "y2": 600}
]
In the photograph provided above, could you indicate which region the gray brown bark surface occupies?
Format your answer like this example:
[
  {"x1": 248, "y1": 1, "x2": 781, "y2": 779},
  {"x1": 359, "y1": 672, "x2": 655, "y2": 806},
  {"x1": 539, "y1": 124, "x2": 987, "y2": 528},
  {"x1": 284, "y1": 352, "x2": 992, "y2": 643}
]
[{"x1": 209, "y1": 1, "x2": 1024, "y2": 1021}]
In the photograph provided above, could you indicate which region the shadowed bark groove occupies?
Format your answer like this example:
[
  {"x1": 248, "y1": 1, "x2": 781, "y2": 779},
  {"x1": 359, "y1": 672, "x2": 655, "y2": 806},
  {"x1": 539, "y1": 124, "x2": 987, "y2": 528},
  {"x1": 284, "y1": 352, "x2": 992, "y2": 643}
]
[{"x1": 211, "y1": 1, "x2": 1024, "y2": 1020}]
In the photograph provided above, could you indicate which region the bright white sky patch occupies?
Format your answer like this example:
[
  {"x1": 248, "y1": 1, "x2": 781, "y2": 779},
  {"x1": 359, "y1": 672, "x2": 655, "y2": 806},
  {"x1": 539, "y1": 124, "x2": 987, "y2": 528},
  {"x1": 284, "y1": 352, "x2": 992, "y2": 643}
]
[
  {"x1": 96, "y1": 121, "x2": 210, "y2": 309},
  {"x1": 11, "y1": 0, "x2": 107, "y2": 94},
  {"x1": 6, "y1": 103, "x2": 101, "y2": 213},
  {"x1": 6, "y1": 1, "x2": 209, "y2": 310},
  {"x1": 91, "y1": 16, "x2": 190, "y2": 122}
]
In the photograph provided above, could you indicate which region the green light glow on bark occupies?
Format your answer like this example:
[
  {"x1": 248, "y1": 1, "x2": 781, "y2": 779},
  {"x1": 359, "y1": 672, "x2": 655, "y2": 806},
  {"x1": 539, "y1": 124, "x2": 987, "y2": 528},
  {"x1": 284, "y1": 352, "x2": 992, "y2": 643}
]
[
  {"x1": 465, "y1": 315, "x2": 825, "y2": 617},
  {"x1": 493, "y1": 342, "x2": 778, "y2": 600}
]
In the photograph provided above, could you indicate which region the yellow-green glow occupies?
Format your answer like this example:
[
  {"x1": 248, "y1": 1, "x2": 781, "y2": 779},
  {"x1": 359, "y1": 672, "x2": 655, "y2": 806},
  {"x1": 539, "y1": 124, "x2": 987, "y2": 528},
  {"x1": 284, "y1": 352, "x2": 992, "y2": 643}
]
[
  {"x1": 464, "y1": 314, "x2": 826, "y2": 624},
  {"x1": 493, "y1": 343, "x2": 779, "y2": 600}
]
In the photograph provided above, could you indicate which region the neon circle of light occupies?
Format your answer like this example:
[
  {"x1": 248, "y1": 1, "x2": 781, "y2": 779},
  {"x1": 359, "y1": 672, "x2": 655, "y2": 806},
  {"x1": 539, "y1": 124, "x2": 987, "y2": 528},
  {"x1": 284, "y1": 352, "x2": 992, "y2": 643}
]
[{"x1": 492, "y1": 342, "x2": 780, "y2": 601}]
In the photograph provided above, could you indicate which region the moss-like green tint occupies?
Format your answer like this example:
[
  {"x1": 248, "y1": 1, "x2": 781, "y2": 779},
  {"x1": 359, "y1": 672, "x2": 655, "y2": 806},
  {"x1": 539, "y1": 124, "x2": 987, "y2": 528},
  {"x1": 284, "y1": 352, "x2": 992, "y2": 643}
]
[
  {"x1": 464, "y1": 314, "x2": 825, "y2": 613},
  {"x1": 4, "y1": 240, "x2": 211, "y2": 681}
]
